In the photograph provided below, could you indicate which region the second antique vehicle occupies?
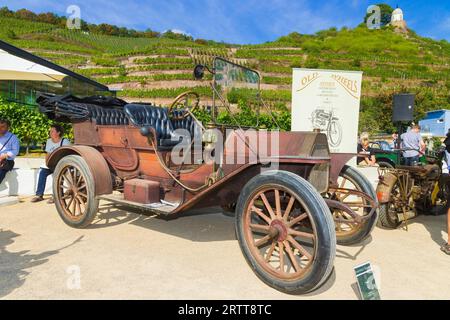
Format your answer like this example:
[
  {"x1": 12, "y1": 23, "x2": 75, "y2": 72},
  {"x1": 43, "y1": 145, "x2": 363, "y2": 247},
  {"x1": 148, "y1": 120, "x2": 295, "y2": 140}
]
[
  {"x1": 369, "y1": 141, "x2": 430, "y2": 168},
  {"x1": 376, "y1": 148, "x2": 449, "y2": 229},
  {"x1": 37, "y1": 58, "x2": 377, "y2": 294}
]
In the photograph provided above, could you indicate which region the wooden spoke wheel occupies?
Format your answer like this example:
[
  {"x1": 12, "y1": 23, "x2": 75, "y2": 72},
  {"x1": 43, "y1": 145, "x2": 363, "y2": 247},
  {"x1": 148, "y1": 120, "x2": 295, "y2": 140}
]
[
  {"x1": 329, "y1": 188, "x2": 366, "y2": 238},
  {"x1": 236, "y1": 171, "x2": 335, "y2": 294},
  {"x1": 328, "y1": 165, "x2": 378, "y2": 245},
  {"x1": 58, "y1": 165, "x2": 87, "y2": 219},
  {"x1": 53, "y1": 155, "x2": 99, "y2": 229},
  {"x1": 244, "y1": 187, "x2": 316, "y2": 279}
]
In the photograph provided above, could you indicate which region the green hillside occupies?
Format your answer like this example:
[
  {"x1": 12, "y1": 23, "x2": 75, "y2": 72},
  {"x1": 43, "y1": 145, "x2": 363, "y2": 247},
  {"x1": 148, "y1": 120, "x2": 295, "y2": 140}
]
[{"x1": 1, "y1": 8, "x2": 450, "y2": 134}]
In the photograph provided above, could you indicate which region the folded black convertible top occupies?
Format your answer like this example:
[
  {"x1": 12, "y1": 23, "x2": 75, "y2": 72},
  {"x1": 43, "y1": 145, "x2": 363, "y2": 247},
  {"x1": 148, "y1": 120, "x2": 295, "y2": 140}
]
[{"x1": 37, "y1": 93, "x2": 128, "y2": 121}]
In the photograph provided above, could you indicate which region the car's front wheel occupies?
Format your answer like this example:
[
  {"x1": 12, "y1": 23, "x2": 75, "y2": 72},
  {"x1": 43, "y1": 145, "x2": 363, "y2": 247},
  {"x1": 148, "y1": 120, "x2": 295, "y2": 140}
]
[{"x1": 235, "y1": 171, "x2": 336, "y2": 294}]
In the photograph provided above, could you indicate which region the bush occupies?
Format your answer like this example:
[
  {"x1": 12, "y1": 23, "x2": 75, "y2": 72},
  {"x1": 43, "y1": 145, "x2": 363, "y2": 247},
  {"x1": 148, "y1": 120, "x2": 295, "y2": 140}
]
[
  {"x1": 352, "y1": 59, "x2": 362, "y2": 68},
  {"x1": 6, "y1": 29, "x2": 17, "y2": 39},
  {"x1": 91, "y1": 56, "x2": 120, "y2": 67},
  {"x1": 305, "y1": 57, "x2": 320, "y2": 69},
  {"x1": 0, "y1": 99, "x2": 72, "y2": 154}
]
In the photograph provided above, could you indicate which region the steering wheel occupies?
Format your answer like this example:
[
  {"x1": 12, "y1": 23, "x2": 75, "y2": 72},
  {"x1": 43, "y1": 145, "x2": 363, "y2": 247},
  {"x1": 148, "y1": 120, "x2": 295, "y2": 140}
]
[{"x1": 168, "y1": 91, "x2": 200, "y2": 120}]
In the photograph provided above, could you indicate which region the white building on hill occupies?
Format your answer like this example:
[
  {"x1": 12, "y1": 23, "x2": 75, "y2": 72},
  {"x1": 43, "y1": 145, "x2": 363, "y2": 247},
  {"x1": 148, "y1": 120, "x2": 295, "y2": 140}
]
[{"x1": 390, "y1": 6, "x2": 408, "y2": 33}]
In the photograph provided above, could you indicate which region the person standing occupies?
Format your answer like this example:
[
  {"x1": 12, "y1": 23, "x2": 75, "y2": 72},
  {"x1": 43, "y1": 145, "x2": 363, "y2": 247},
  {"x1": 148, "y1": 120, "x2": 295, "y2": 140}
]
[
  {"x1": 0, "y1": 118, "x2": 20, "y2": 185},
  {"x1": 31, "y1": 124, "x2": 70, "y2": 203},
  {"x1": 390, "y1": 132, "x2": 399, "y2": 149},
  {"x1": 401, "y1": 124, "x2": 426, "y2": 166},
  {"x1": 443, "y1": 129, "x2": 450, "y2": 170}
]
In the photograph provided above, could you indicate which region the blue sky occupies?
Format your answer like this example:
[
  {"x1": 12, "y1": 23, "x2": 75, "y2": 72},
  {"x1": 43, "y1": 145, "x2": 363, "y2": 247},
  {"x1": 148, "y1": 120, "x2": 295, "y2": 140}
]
[{"x1": 1, "y1": 0, "x2": 449, "y2": 44}]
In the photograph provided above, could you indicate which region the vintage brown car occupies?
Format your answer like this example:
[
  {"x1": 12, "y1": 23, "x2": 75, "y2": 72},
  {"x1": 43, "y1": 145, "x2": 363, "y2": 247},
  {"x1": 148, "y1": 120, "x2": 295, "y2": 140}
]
[{"x1": 37, "y1": 58, "x2": 377, "y2": 294}]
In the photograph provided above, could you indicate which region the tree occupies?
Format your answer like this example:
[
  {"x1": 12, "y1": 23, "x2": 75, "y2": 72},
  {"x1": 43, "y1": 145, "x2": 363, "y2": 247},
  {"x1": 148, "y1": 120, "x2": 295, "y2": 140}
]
[
  {"x1": 37, "y1": 12, "x2": 60, "y2": 25},
  {"x1": 194, "y1": 39, "x2": 208, "y2": 45},
  {"x1": 15, "y1": 8, "x2": 37, "y2": 21},
  {"x1": 0, "y1": 6, "x2": 14, "y2": 17},
  {"x1": 161, "y1": 30, "x2": 193, "y2": 41},
  {"x1": 364, "y1": 3, "x2": 394, "y2": 27}
]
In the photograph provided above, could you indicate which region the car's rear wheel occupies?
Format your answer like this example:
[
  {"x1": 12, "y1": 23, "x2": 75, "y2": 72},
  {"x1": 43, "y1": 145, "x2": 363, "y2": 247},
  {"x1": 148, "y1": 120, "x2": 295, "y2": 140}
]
[
  {"x1": 235, "y1": 171, "x2": 336, "y2": 294},
  {"x1": 53, "y1": 155, "x2": 99, "y2": 229},
  {"x1": 330, "y1": 165, "x2": 378, "y2": 245}
]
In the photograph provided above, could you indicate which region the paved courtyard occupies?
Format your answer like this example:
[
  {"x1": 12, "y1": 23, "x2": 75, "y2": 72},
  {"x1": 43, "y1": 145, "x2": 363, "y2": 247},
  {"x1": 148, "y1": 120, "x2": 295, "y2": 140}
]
[{"x1": 0, "y1": 198, "x2": 449, "y2": 299}]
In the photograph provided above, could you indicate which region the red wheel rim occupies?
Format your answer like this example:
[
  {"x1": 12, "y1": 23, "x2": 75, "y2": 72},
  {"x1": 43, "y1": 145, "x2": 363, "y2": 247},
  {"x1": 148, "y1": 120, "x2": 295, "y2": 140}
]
[{"x1": 243, "y1": 185, "x2": 317, "y2": 281}]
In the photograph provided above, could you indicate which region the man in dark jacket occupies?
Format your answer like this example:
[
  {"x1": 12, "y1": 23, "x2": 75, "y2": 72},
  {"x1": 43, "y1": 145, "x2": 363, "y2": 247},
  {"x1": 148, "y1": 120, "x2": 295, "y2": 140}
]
[
  {"x1": 441, "y1": 131, "x2": 450, "y2": 255},
  {"x1": 444, "y1": 130, "x2": 450, "y2": 169}
]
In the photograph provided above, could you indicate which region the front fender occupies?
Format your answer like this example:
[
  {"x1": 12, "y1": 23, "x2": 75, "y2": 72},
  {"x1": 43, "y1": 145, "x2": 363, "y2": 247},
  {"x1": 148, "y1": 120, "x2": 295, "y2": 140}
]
[
  {"x1": 376, "y1": 172, "x2": 397, "y2": 204},
  {"x1": 47, "y1": 145, "x2": 113, "y2": 196}
]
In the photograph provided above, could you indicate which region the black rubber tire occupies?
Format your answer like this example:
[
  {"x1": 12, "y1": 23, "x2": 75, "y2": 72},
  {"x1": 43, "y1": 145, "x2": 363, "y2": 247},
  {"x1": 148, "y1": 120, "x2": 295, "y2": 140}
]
[
  {"x1": 377, "y1": 204, "x2": 402, "y2": 229},
  {"x1": 336, "y1": 165, "x2": 378, "y2": 245},
  {"x1": 235, "y1": 170, "x2": 336, "y2": 294},
  {"x1": 377, "y1": 161, "x2": 395, "y2": 169},
  {"x1": 53, "y1": 155, "x2": 99, "y2": 229}
]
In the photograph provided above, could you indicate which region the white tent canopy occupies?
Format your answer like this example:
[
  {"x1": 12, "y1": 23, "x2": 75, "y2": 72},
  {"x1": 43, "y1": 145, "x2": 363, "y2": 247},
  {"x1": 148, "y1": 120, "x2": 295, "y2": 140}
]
[{"x1": 0, "y1": 49, "x2": 66, "y2": 82}]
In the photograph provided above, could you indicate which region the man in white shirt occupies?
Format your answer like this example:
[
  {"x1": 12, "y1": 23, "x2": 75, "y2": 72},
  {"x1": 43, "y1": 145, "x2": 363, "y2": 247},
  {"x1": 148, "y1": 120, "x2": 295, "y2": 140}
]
[
  {"x1": 0, "y1": 118, "x2": 20, "y2": 185},
  {"x1": 401, "y1": 124, "x2": 426, "y2": 166}
]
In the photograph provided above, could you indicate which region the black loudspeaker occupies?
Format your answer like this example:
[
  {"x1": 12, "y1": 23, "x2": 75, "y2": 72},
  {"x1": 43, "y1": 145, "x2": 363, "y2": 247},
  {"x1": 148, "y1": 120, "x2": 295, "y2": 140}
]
[{"x1": 393, "y1": 94, "x2": 415, "y2": 122}]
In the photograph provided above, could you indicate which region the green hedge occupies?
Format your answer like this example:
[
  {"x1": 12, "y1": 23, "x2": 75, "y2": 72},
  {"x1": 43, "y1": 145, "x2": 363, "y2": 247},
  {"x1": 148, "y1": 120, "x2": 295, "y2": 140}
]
[{"x1": 0, "y1": 99, "x2": 72, "y2": 153}]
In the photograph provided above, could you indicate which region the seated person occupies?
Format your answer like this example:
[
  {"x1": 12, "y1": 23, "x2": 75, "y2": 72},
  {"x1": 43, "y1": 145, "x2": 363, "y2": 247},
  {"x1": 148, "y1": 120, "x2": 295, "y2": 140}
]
[
  {"x1": 357, "y1": 132, "x2": 376, "y2": 166},
  {"x1": 0, "y1": 118, "x2": 20, "y2": 186},
  {"x1": 31, "y1": 124, "x2": 70, "y2": 203}
]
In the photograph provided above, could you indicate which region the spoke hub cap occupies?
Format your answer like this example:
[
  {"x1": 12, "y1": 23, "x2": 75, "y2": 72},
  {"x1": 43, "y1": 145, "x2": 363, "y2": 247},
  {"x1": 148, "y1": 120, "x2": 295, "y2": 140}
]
[{"x1": 270, "y1": 219, "x2": 287, "y2": 242}]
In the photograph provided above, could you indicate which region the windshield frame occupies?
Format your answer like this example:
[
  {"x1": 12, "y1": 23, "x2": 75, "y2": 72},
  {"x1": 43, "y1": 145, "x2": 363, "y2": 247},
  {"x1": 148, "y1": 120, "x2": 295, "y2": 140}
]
[{"x1": 211, "y1": 57, "x2": 262, "y2": 127}]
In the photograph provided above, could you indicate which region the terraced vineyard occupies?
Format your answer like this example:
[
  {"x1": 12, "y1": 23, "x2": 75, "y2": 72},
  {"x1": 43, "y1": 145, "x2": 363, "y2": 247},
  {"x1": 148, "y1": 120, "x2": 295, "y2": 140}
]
[{"x1": 1, "y1": 14, "x2": 450, "y2": 133}]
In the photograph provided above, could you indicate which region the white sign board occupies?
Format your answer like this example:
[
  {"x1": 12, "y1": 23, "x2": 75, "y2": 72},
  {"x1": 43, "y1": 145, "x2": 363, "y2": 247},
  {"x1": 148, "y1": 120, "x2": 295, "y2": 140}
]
[{"x1": 291, "y1": 68, "x2": 363, "y2": 154}]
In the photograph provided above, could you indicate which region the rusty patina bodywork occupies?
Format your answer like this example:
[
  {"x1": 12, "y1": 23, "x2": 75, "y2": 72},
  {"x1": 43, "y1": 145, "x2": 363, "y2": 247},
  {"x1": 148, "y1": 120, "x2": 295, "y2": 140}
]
[{"x1": 47, "y1": 119, "x2": 332, "y2": 215}]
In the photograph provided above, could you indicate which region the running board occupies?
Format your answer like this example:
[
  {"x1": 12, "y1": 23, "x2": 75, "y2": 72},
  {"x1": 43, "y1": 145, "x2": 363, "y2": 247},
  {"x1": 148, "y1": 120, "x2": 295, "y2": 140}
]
[{"x1": 97, "y1": 194, "x2": 179, "y2": 216}]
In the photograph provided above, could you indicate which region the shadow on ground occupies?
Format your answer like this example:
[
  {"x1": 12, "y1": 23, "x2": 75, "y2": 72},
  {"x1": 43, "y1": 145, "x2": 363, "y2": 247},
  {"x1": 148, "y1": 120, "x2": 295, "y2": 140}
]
[
  {"x1": 302, "y1": 268, "x2": 337, "y2": 297},
  {"x1": 0, "y1": 229, "x2": 83, "y2": 298},
  {"x1": 336, "y1": 236, "x2": 373, "y2": 261},
  {"x1": 413, "y1": 215, "x2": 447, "y2": 247},
  {"x1": 89, "y1": 204, "x2": 237, "y2": 242}
]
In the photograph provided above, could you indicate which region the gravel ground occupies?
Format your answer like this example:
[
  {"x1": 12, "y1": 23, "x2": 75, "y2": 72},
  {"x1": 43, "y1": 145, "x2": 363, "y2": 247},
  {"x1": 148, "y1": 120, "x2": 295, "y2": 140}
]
[{"x1": 0, "y1": 199, "x2": 449, "y2": 300}]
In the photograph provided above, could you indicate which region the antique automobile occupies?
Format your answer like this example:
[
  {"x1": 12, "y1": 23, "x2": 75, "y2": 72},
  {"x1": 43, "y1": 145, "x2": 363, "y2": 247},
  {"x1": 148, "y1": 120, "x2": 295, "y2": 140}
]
[
  {"x1": 376, "y1": 148, "x2": 448, "y2": 229},
  {"x1": 37, "y1": 57, "x2": 377, "y2": 294}
]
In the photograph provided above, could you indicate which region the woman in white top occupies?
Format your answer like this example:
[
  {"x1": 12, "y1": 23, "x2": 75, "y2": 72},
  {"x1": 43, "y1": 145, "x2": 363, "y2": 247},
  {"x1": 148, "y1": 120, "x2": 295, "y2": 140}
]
[{"x1": 31, "y1": 124, "x2": 70, "y2": 203}]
